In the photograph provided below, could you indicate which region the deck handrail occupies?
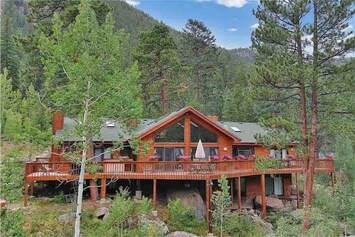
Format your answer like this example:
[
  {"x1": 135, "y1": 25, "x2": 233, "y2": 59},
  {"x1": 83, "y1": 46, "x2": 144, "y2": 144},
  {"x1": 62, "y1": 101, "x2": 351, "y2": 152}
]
[{"x1": 25, "y1": 158, "x2": 334, "y2": 178}]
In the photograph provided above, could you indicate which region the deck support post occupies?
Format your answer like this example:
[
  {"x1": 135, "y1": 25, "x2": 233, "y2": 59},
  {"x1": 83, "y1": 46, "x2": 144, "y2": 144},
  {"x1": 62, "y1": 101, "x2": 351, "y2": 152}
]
[
  {"x1": 24, "y1": 181, "x2": 29, "y2": 206},
  {"x1": 296, "y1": 173, "x2": 300, "y2": 209},
  {"x1": 330, "y1": 172, "x2": 335, "y2": 187},
  {"x1": 153, "y1": 179, "x2": 157, "y2": 208},
  {"x1": 89, "y1": 179, "x2": 99, "y2": 202},
  {"x1": 230, "y1": 178, "x2": 234, "y2": 206},
  {"x1": 29, "y1": 182, "x2": 34, "y2": 196},
  {"x1": 206, "y1": 179, "x2": 212, "y2": 234},
  {"x1": 261, "y1": 174, "x2": 266, "y2": 219},
  {"x1": 101, "y1": 178, "x2": 107, "y2": 199},
  {"x1": 237, "y1": 177, "x2": 242, "y2": 209}
]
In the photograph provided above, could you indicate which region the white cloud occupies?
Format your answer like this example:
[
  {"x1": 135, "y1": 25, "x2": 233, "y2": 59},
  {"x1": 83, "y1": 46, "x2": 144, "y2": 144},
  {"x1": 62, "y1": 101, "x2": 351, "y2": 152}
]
[
  {"x1": 228, "y1": 28, "x2": 237, "y2": 32},
  {"x1": 197, "y1": 0, "x2": 247, "y2": 8},
  {"x1": 250, "y1": 23, "x2": 259, "y2": 29},
  {"x1": 216, "y1": 0, "x2": 248, "y2": 8},
  {"x1": 124, "y1": 0, "x2": 140, "y2": 6}
]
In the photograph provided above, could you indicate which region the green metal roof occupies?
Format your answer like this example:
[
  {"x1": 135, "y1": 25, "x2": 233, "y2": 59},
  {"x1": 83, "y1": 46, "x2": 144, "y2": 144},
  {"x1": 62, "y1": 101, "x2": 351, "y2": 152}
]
[{"x1": 56, "y1": 107, "x2": 265, "y2": 143}]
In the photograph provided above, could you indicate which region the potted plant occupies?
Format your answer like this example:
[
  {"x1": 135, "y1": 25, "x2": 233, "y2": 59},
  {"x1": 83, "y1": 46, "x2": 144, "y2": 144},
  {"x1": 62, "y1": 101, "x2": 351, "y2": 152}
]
[
  {"x1": 148, "y1": 154, "x2": 161, "y2": 161},
  {"x1": 178, "y1": 155, "x2": 190, "y2": 162},
  {"x1": 222, "y1": 154, "x2": 233, "y2": 160},
  {"x1": 210, "y1": 155, "x2": 220, "y2": 161}
]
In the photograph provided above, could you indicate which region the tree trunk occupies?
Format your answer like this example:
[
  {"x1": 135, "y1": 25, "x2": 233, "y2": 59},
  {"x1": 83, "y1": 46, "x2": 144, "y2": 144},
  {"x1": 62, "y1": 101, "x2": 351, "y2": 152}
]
[
  {"x1": 303, "y1": 0, "x2": 319, "y2": 229},
  {"x1": 74, "y1": 85, "x2": 90, "y2": 237},
  {"x1": 160, "y1": 72, "x2": 167, "y2": 115}
]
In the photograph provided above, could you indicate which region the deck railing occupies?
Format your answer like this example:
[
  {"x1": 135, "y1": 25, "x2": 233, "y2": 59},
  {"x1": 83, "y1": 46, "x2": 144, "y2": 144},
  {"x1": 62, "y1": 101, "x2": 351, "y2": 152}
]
[{"x1": 25, "y1": 158, "x2": 334, "y2": 181}]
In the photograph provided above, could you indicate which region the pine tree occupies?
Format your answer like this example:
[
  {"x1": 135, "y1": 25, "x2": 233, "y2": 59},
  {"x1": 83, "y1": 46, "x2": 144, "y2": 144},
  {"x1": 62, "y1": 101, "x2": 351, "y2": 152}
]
[
  {"x1": 252, "y1": 0, "x2": 354, "y2": 229},
  {"x1": 181, "y1": 19, "x2": 219, "y2": 107},
  {"x1": 134, "y1": 24, "x2": 185, "y2": 116}
]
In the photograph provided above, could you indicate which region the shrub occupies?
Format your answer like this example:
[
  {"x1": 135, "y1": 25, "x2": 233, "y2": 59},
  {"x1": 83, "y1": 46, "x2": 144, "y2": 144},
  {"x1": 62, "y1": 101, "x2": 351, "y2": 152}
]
[
  {"x1": 167, "y1": 198, "x2": 204, "y2": 234},
  {"x1": 225, "y1": 211, "x2": 265, "y2": 237},
  {"x1": 0, "y1": 210, "x2": 26, "y2": 237}
]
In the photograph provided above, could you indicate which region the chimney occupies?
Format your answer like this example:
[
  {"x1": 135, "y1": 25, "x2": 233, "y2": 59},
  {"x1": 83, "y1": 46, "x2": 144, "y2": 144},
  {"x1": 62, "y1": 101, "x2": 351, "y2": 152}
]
[
  {"x1": 52, "y1": 111, "x2": 64, "y2": 135},
  {"x1": 207, "y1": 116, "x2": 219, "y2": 123}
]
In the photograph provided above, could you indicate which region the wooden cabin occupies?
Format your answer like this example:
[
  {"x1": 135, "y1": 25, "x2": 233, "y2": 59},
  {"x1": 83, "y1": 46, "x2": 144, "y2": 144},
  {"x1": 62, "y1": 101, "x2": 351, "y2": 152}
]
[{"x1": 24, "y1": 107, "x2": 334, "y2": 228}]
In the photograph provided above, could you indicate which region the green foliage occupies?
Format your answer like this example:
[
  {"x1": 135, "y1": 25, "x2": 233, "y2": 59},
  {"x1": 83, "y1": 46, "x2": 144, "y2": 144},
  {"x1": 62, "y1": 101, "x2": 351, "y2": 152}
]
[
  {"x1": 134, "y1": 23, "x2": 185, "y2": 116},
  {"x1": 167, "y1": 198, "x2": 205, "y2": 235},
  {"x1": 0, "y1": 149, "x2": 25, "y2": 202},
  {"x1": 224, "y1": 211, "x2": 265, "y2": 237},
  {"x1": 255, "y1": 155, "x2": 286, "y2": 172},
  {"x1": 54, "y1": 191, "x2": 66, "y2": 204},
  {"x1": 212, "y1": 176, "x2": 231, "y2": 237},
  {"x1": 0, "y1": 210, "x2": 26, "y2": 237}
]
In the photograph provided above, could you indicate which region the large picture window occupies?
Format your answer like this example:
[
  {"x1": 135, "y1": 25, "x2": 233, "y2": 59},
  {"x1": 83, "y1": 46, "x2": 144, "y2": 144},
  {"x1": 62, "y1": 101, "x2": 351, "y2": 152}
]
[
  {"x1": 233, "y1": 147, "x2": 254, "y2": 157},
  {"x1": 155, "y1": 119, "x2": 185, "y2": 143},
  {"x1": 190, "y1": 147, "x2": 219, "y2": 160},
  {"x1": 154, "y1": 147, "x2": 185, "y2": 161},
  {"x1": 190, "y1": 120, "x2": 218, "y2": 142}
]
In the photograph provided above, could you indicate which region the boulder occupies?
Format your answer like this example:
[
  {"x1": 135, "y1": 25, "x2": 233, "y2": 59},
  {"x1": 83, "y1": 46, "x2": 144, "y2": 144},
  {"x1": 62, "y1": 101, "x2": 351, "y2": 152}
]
[
  {"x1": 167, "y1": 188, "x2": 205, "y2": 220},
  {"x1": 138, "y1": 214, "x2": 169, "y2": 235},
  {"x1": 165, "y1": 231, "x2": 199, "y2": 237},
  {"x1": 255, "y1": 195, "x2": 284, "y2": 210},
  {"x1": 58, "y1": 213, "x2": 76, "y2": 222},
  {"x1": 95, "y1": 207, "x2": 109, "y2": 220}
]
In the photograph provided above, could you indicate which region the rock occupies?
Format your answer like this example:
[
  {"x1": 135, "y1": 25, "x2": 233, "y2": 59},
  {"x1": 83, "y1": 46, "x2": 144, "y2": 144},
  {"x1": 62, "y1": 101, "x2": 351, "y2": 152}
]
[
  {"x1": 95, "y1": 207, "x2": 109, "y2": 220},
  {"x1": 167, "y1": 188, "x2": 205, "y2": 220},
  {"x1": 165, "y1": 231, "x2": 199, "y2": 237},
  {"x1": 255, "y1": 195, "x2": 284, "y2": 210},
  {"x1": 58, "y1": 213, "x2": 76, "y2": 222},
  {"x1": 138, "y1": 214, "x2": 169, "y2": 235},
  {"x1": 249, "y1": 213, "x2": 273, "y2": 235}
]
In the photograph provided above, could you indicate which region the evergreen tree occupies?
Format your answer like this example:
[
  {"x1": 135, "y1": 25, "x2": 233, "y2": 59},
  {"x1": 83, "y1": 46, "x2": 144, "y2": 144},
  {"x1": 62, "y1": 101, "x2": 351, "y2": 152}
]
[
  {"x1": 134, "y1": 23, "x2": 185, "y2": 116},
  {"x1": 181, "y1": 19, "x2": 219, "y2": 110},
  {"x1": 252, "y1": 0, "x2": 354, "y2": 229}
]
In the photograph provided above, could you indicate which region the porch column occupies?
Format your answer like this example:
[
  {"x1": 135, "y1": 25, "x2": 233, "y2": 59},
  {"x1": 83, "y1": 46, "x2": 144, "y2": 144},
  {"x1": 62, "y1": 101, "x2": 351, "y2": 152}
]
[
  {"x1": 230, "y1": 178, "x2": 234, "y2": 206},
  {"x1": 237, "y1": 177, "x2": 242, "y2": 209},
  {"x1": 101, "y1": 178, "x2": 107, "y2": 199},
  {"x1": 153, "y1": 179, "x2": 157, "y2": 207},
  {"x1": 185, "y1": 115, "x2": 191, "y2": 156},
  {"x1": 261, "y1": 174, "x2": 266, "y2": 218},
  {"x1": 29, "y1": 182, "x2": 34, "y2": 196},
  {"x1": 296, "y1": 173, "x2": 300, "y2": 209},
  {"x1": 24, "y1": 181, "x2": 29, "y2": 206},
  {"x1": 89, "y1": 179, "x2": 99, "y2": 201},
  {"x1": 330, "y1": 172, "x2": 335, "y2": 187},
  {"x1": 206, "y1": 179, "x2": 212, "y2": 234}
]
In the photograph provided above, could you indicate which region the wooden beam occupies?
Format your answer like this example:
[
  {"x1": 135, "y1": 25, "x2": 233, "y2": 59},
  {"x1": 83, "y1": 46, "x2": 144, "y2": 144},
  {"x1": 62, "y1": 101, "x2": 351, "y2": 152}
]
[
  {"x1": 153, "y1": 179, "x2": 157, "y2": 208},
  {"x1": 237, "y1": 177, "x2": 242, "y2": 209},
  {"x1": 330, "y1": 172, "x2": 335, "y2": 187},
  {"x1": 101, "y1": 178, "x2": 107, "y2": 199},
  {"x1": 206, "y1": 179, "x2": 212, "y2": 234},
  {"x1": 261, "y1": 174, "x2": 266, "y2": 218},
  {"x1": 24, "y1": 181, "x2": 28, "y2": 206},
  {"x1": 29, "y1": 182, "x2": 34, "y2": 196},
  {"x1": 230, "y1": 178, "x2": 234, "y2": 206},
  {"x1": 296, "y1": 173, "x2": 300, "y2": 209}
]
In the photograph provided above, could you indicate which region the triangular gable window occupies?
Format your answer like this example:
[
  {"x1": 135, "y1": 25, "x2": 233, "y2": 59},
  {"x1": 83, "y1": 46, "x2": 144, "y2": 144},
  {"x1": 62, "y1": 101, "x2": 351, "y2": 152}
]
[
  {"x1": 190, "y1": 120, "x2": 218, "y2": 142},
  {"x1": 155, "y1": 119, "x2": 185, "y2": 142}
]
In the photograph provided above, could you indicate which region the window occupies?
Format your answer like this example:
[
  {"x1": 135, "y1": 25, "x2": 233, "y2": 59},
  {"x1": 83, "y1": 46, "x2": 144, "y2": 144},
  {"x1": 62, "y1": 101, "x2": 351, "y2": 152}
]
[
  {"x1": 155, "y1": 119, "x2": 185, "y2": 142},
  {"x1": 190, "y1": 147, "x2": 219, "y2": 159},
  {"x1": 94, "y1": 146, "x2": 112, "y2": 161},
  {"x1": 154, "y1": 147, "x2": 185, "y2": 161},
  {"x1": 190, "y1": 120, "x2": 218, "y2": 142},
  {"x1": 270, "y1": 149, "x2": 287, "y2": 159},
  {"x1": 233, "y1": 147, "x2": 253, "y2": 157}
]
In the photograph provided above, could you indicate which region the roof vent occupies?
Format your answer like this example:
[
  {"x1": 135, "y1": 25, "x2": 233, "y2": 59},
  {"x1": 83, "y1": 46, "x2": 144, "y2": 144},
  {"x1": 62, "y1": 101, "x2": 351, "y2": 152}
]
[
  {"x1": 105, "y1": 121, "x2": 115, "y2": 127},
  {"x1": 231, "y1": 126, "x2": 241, "y2": 132}
]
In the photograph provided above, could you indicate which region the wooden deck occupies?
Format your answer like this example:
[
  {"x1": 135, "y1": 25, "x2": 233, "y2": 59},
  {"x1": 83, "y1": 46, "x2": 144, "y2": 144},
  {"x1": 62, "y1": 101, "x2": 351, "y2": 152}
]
[{"x1": 25, "y1": 158, "x2": 334, "y2": 182}]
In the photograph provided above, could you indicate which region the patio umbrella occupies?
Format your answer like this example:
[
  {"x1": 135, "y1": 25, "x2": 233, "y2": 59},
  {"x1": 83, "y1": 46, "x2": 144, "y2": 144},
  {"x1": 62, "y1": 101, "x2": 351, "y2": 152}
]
[{"x1": 195, "y1": 139, "x2": 206, "y2": 160}]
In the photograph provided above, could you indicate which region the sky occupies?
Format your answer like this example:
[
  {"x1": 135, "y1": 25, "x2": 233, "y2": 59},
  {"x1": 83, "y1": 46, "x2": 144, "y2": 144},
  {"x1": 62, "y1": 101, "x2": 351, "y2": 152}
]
[{"x1": 123, "y1": 0, "x2": 261, "y2": 49}]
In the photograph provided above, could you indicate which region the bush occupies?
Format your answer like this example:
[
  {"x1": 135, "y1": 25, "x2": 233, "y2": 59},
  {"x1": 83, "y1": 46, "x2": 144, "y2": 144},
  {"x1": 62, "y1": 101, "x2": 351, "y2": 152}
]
[
  {"x1": 0, "y1": 210, "x2": 26, "y2": 237},
  {"x1": 167, "y1": 198, "x2": 205, "y2": 234},
  {"x1": 225, "y1": 211, "x2": 265, "y2": 237},
  {"x1": 0, "y1": 149, "x2": 25, "y2": 202}
]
